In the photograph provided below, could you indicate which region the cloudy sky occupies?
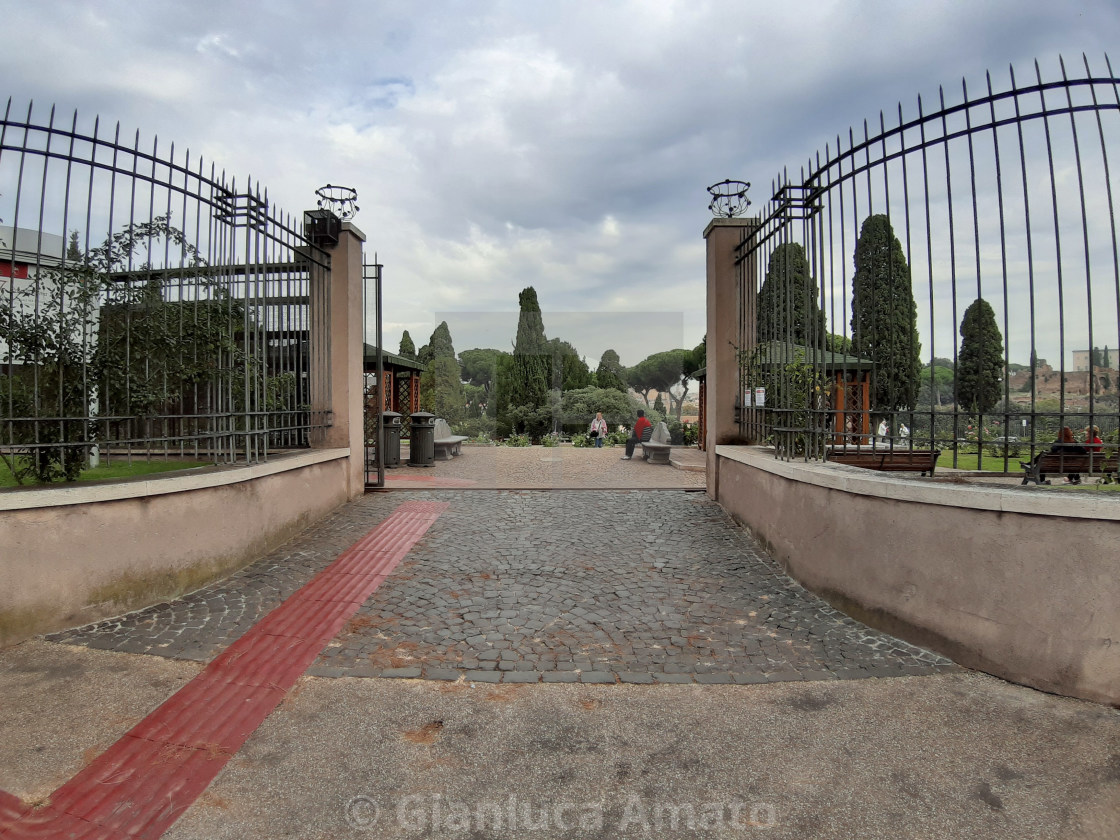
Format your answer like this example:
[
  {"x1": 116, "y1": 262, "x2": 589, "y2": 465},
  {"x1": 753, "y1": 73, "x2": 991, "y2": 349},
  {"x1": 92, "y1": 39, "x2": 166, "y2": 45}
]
[{"x1": 3, "y1": 0, "x2": 1119, "y2": 367}]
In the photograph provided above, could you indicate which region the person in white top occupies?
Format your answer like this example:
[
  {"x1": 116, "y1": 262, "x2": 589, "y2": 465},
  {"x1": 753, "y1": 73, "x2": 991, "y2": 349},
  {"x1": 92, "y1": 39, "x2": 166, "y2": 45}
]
[
  {"x1": 589, "y1": 412, "x2": 609, "y2": 448},
  {"x1": 877, "y1": 419, "x2": 890, "y2": 446}
]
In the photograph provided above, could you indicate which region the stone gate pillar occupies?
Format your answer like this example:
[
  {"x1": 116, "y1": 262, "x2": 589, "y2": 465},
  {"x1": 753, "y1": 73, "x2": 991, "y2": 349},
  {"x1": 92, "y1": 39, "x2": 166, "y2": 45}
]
[
  {"x1": 315, "y1": 221, "x2": 367, "y2": 499},
  {"x1": 704, "y1": 217, "x2": 758, "y2": 500}
]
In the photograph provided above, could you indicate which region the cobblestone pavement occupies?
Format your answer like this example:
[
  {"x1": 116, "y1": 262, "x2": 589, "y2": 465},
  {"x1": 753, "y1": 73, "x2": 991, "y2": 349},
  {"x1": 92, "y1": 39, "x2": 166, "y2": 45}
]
[{"x1": 49, "y1": 490, "x2": 956, "y2": 685}]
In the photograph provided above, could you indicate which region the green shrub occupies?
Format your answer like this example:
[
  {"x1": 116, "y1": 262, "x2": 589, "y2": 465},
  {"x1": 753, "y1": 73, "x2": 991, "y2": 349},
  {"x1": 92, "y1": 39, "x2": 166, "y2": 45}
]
[
  {"x1": 571, "y1": 432, "x2": 592, "y2": 447},
  {"x1": 503, "y1": 433, "x2": 531, "y2": 447},
  {"x1": 452, "y1": 416, "x2": 496, "y2": 439},
  {"x1": 681, "y1": 422, "x2": 699, "y2": 446},
  {"x1": 541, "y1": 432, "x2": 560, "y2": 448}
]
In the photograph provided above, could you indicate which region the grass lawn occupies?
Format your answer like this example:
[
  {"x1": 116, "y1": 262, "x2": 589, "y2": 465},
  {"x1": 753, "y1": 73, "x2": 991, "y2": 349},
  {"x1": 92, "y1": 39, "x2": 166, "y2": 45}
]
[
  {"x1": 0, "y1": 458, "x2": 209, "y2": 488},
  {"x1": 942, "y1": 452, "x2": 1027, "y2": 473}
]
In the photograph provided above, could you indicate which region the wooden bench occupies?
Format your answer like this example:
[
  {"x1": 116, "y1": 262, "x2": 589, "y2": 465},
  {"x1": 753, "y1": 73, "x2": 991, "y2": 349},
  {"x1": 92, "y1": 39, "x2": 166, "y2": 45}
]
[
  {"x1": 1020, "y1": 451, "x2": 1118, "y2": 485},
  {"x1": 433, "y1": 419, "x2": 469, "y2": 461},
  {"x1": 827, "y1": 448, "x2": 941, "y2": 476},
  {"x1": 641, "y1": 422, "x2": 672, "y2": 465}
]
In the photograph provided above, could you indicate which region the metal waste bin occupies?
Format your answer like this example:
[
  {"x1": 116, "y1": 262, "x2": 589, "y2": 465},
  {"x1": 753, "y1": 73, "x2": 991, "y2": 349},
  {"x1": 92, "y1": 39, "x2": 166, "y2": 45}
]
[
  {"x1": 408, "y1": 411, "x2": 436, "y2": 467},
  {"x1": 382, "y1": 411, "x2": 402, "y2": 467}
]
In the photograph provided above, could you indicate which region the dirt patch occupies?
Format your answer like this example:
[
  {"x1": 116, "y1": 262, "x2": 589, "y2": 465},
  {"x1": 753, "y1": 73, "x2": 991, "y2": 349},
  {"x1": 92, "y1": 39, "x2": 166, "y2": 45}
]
[
  {"x1": 344, "y1": 615, "x2": 378, "y2": 634},
  {"x1": 401, "y1": 720, "x2": 444, "y2": 745},
  {"x1": 483, "y1": 686, "x2": 525, "y2": 703}
]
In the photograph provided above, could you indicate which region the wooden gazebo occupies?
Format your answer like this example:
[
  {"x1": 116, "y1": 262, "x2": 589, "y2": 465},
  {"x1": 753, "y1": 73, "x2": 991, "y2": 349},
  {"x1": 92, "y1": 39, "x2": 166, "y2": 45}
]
[
  {"x1": 752, "y1": 341, "x2": 875, "y2": 445},
  {"x1": 362, "y1": 345, "x2": 424, "y2": 415}
]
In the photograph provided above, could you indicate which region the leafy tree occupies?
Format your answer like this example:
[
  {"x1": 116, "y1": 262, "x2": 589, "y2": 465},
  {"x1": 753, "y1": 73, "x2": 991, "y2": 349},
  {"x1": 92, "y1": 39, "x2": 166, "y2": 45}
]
[
  {"x1": 628, "y1": 349, "x2": 693, "y2": 420},
  {"x1": 757, "y1": 243, "x2": 827, "y2": 347},
  {"x1": 955, "y1": 297, "x2": 1003, "y2": 414},
  {"x1": 595, "y1": 349, "x2": 628, "y2": 392},
  {"x1": 398, "y1": 330, "x2": 417, "y2": 359},
  {"x1": 850, "y1": 214, "x2": 922, "y2": 412},
  {"x1": 559, "y1": 386, "x2": 638, "y2": 435},
  {"x1": 687, "y1": 336, "x2": 706, "y2": 373},
  {"x1": 547, "y1": 337, "x2": 591, "y2": 391},
  {"x1": 917, "y1": 361, "x2": 956, "y2": 408},
  {"x1": 459, "y1": 347, "x2": 505, "y2": 414},
  {"x1": 419, "y1": 356, "x2": 465, "y2": 421},
  {"x1": 1, "y1": 216, "x2": 265, "y2": 483},
  {"x1": 826, "y1": 333, "x2": 852, "y2": 355}
]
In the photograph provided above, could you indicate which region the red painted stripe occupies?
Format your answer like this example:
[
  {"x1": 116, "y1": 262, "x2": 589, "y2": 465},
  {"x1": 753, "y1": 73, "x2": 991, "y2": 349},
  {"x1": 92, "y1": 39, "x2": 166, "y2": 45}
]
[{"x1": 0, "y1": 500, "x2": 448, "y2": 840}]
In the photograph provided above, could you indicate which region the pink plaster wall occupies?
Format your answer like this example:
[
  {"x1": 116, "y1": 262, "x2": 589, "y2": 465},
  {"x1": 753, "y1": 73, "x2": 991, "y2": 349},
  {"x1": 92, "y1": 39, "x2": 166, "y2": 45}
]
[
  {"x1": 0, "y1": 454, "x2": 351, "y2": 645},
  {"x1": 716, "y1": 453, "x2": 1120, "y2": 706}
]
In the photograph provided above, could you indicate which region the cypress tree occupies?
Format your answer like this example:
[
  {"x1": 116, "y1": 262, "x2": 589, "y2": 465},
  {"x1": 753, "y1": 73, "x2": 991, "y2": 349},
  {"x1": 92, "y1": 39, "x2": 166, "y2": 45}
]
[
  {"x1": 427, "y1": 321, "x2": 456, "y2": 360},
  {"x1": 956, "y1": 297, "x2": 1003, "y2": 414},
  {"x1": 496, "y1": 287, "x2": 551, "y2": 436},
  {"x1": 595, "y1": 349, "x2": 628, "y2": 392},
  {"x1": 850, "y1": 215, "x2": 922, "y2": 411},
  {"x1": 757, "y1": 243, "x2": 826, "y2": 347},
  {"x1": 398, "y1": 330, "x2": 416, "y2": 359},
  {"x1": 418, "y1": 321, "x2": 462, "y2": 420}
]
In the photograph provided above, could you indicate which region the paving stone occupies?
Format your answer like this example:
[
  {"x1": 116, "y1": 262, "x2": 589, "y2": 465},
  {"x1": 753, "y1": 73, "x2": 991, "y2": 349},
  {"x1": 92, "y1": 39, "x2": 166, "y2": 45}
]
[
  {"x1": 465, "y1": 670, "x2": 502, "y2": 683},
  {"x1": 580, "y1": 671, "x2": 617, "y2": 684},
  {"x1": 541, "y1": 672, "x2": 580, "y2": 683},
  {"x1": 618, "y1": 672, "x2": 656, "y2": 684},
  {"x1": 422, "y1": 668, "x2": 461, "y2": 681},
  {"x1": 503, "y1": 672, "x2": 543, "y2": 683},
  {"x1": 380, "y1": 667, "x2": 422, "y2": 679}
]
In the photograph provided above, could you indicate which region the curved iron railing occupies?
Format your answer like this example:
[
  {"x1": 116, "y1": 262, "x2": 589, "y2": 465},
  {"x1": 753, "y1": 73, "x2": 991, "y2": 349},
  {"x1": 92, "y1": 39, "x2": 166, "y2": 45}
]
[
  {"x1": 735, "y1": 54, "x2": 1120, "y2": 473},
  {"x1": 1, "y1": 100, "x2": 332, "y2": 480}
]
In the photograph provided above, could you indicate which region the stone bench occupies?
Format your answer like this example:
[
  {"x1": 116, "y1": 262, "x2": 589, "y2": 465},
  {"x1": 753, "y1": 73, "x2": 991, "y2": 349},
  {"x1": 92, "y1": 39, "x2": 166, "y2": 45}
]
[
  {"x1": 641, "y1": 421, "x2": 673, "y2": 465},
  {"x1": 433, "y1": 419, "x2": 468, "y2": 461}
]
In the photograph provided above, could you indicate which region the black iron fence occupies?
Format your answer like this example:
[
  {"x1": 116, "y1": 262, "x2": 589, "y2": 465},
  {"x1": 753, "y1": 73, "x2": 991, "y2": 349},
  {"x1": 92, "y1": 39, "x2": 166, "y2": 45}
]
[
  {"x1": 1, "y1": 100, "x2": 332, "y2": 482},
  {"x1": 734, "y1": 54, "x2": 1120, "y2": 471}
]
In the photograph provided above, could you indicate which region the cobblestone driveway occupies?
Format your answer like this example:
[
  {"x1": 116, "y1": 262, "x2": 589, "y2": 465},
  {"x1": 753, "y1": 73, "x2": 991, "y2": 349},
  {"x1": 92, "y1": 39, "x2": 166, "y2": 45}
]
[{"x1": 49, "y1": 490, "x2": 955, "y2": 684}]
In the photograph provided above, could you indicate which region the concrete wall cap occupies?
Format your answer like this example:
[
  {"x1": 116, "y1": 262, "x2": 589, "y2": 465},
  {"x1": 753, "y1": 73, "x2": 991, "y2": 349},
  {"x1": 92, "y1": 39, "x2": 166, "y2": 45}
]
[
  {"x1": 0, "y1": 449, "x2": 350, "y2": 511},
  {"x1": 716, "y1": 445, "x2": 1120, "y2": 522}
]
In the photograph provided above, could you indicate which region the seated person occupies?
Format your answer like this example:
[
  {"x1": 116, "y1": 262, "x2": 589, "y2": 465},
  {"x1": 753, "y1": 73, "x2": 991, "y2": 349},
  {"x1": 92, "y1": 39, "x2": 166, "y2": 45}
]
[
  {"x1": 621, "y1": 410, "x2": 653, "y2": 460},
  {"x1": 1023, "y1": 426, "x2": 1087, "y2": 484},
  {"x1": 1085, "y1": 425, "x2": 1103, "y2": 453}
]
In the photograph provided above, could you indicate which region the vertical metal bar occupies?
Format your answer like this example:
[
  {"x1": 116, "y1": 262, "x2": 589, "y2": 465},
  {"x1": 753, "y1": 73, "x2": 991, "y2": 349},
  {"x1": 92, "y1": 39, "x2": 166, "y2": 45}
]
[
  {"x1": 986, "y1": 70, "x2": 1014, "y2": 472},
  {"x1": 1059, "y1": 56, "x2": 1096, "y2": 438},
  {"x1": 1089, "y1": 54, "x2": 1120, "y2": 447},
  {"x1": 376, "y1": 257, "x2": 385, "y2": 489},
  {"x1": 1036, "y1": 59, "x2": 1068, "y2": 434},
  {"x1": 1010, "y1": 63, "x2": 1040, "y2": 456}
]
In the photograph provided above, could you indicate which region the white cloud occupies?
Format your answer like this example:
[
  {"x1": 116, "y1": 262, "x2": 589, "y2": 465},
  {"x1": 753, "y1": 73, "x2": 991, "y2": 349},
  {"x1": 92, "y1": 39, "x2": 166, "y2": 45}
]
[{"x1": 2, "y1": 0, "x2": 1119, "y2": 367}]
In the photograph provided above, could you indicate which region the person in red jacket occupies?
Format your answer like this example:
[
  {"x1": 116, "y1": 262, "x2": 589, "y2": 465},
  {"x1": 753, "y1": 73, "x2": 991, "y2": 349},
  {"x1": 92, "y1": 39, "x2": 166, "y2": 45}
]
[{"x1": 622, "y1": 410, "x2": 653, "y2": 460}]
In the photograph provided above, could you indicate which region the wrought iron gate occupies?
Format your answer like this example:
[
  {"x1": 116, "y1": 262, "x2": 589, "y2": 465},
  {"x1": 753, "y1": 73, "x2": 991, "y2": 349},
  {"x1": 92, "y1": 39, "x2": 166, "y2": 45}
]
[{"x1": 730, "y1": 54, "x2": 1120, "y2": 468}]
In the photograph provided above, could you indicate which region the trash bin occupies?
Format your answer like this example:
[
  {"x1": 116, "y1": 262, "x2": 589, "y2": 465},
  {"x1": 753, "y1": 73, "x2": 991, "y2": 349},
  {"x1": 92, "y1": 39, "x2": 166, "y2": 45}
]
[
  {"x1": 408, "y1": 411, "x2": 436, "y2": 467},
  {"x1": 382, "y1": 411, "x2": 402, "y2": 467}
]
